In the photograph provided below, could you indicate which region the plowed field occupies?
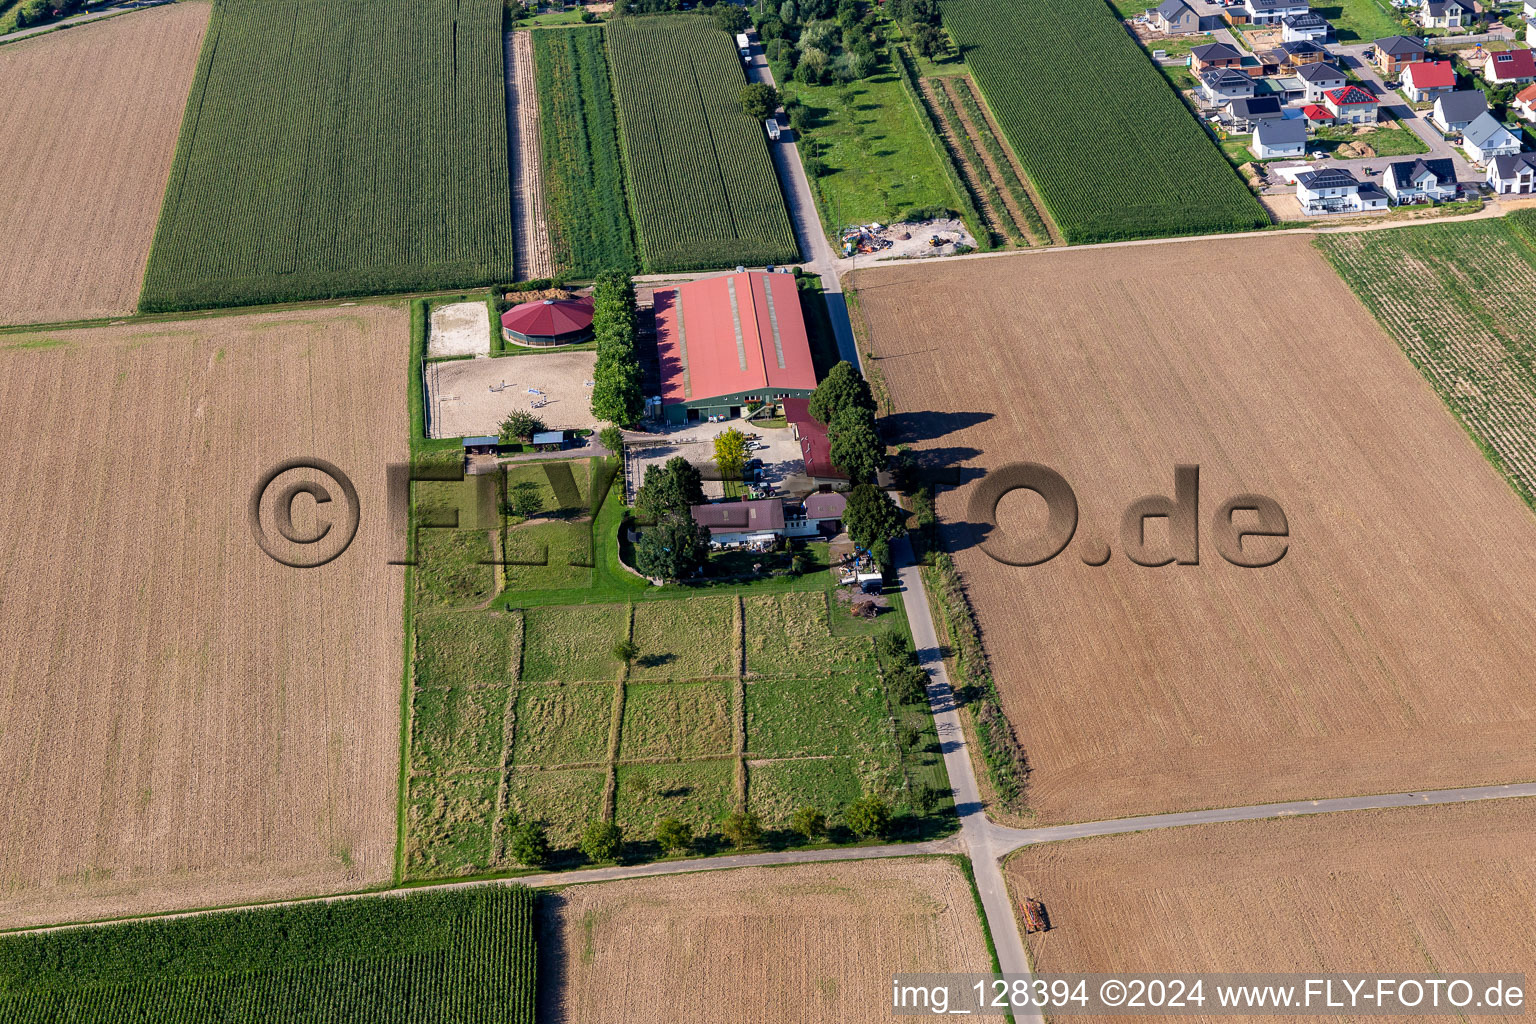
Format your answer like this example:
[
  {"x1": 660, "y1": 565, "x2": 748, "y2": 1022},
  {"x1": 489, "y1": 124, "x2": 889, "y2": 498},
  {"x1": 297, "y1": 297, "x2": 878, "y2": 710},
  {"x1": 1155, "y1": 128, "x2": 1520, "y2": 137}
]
[
  {"x1": 0, "y1": 3, "x2": 210, "y2": 327},
  {"x1": 854, "y1": 236, "x2": 1536, "y2": 823},
  {"x1": 0, "y1": 305, "x2": 406, "y2": 927}
]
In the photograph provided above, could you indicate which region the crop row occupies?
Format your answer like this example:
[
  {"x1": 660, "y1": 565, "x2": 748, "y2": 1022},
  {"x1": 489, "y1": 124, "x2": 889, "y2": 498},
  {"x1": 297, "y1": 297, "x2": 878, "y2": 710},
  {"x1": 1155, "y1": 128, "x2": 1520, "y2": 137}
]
[
  {"x1": 140, "y1": 0, "x2": 516, "y2": 311},
  {"x1": 0, "y1": 887, "x2": 536, "y2": 1022},
  {"x1": 605, "y1": 15, "x2": 799, "y2": 272},
  {"x1": 940, "y1": 0, "x2": 1269, "y2": 244},
  {"x1": 533, "y1": 26, "x2": 638, "y2": 275}
]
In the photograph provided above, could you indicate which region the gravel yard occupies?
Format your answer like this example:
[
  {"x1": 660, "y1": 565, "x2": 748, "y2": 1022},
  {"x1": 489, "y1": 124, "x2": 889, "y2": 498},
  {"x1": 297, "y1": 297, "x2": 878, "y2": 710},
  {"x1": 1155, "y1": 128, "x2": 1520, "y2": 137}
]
[
  {"x1": 425, "y1": 350, "x2": 598, "y2": 438},
  {"x1": 427, "y1": 301, "x2": 491, "y2": 358}
]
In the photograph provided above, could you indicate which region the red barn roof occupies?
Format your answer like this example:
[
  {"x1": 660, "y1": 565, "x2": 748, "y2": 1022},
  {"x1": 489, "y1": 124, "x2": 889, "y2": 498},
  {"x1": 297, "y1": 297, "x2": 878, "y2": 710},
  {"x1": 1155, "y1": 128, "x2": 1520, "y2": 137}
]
[
  {"x1": 1403, "y1": 60, "x2": 1455, "y2": 88},
  {"x1": 1487, "y1": 48, "x2": 1536, "y2": 82},
  {"x1": 1324, "y1": 85, "x2": 1378, "y2": 107},
  {"x1": 783, "y1": 397, "x2": 847, "y2": 480},
  {"x1": 654, "y1": 272, "x2": 816, "y2": 406},
  {"x1": 500, "y1": 297, "x2": 594, "y2": 337}
]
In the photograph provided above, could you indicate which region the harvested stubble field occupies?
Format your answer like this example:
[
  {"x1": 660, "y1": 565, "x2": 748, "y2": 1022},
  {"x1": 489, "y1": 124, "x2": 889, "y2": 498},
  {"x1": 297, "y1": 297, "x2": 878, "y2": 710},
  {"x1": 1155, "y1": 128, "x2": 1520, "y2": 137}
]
[
  {"x1": 0, "y1": 3, "x2": 210, "y2": 327},
  {"x1": 0, "y1": 305, "x2": 405, "y2": 927},
  {"x1": 542, "y1": 858, "x2": 994, "y2": 1023},
  {"x1": 854, "y1": 235, "x2": 1536, "y2": 824},
  {"x1": 1007, "y1": 798, "x2": 1536, "y2": 1020}
]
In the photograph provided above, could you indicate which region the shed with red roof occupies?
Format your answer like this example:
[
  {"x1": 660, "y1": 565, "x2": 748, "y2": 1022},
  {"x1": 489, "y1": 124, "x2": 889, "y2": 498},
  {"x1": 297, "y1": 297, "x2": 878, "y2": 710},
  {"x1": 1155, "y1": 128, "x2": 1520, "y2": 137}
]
[
  {"x1": 654, "y1": 271, "x2": 817, "y2": 424},
  {"x1": 500, "y1": 297, "x2": 595, "y2": 347},
  {"x1": 782, "y1": 397, "x2": 848, "y2": 482}
]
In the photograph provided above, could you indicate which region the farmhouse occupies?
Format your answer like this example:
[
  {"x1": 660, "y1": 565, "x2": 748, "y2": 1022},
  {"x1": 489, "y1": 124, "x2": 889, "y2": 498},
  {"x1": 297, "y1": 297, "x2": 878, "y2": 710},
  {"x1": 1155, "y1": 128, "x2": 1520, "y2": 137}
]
[
  {"x1": 1323, "y1": 85, "x2": 1380, "y2": 122},
  {"x1": 1372, "y1": 35, "x2": 1428, "y2": 74},
  {"x1": 1483, "y1": 47, "x2": 1536, "y2": 86},
  {"x1": 1432, "y1": 89, "x2": 1488, "y2": 131},
  {"x1": 1461, "y1": 111, "x2": 1522, "y2": 162},
  {"x1": 1282, "y1": 11, "x2": 1330, "y2": 40},
  {"x1": 691, "y1": 498, "x2": 785, "y2": 547},
  {"x1": 1252, "y1": 117, "x2": 1309, "y2": 157},
  {"x1": 1383, "y1": 157, "x2": 1459, "y2": 201},
  {"x1": 785, "y1": 490, "x2": 848, "y2": 538},
  {"x1": 1400, "y1": 60, "x2": 1456, "y2": 102},
  {"x1": 653, "y1": 271, "x2": 816, "y2": 424},
  {"x1": 783, "y1": 397, "x2": 849, "y2": 484},
  {"x1": 1202, "y1": 67, "x2": 1258, "y2": 102},
  {"x1": 500, "y1": 297, "x2": 595, "y2": 347},
  {"x1": 1418, "y1": 0, "x2": 1468, "y2": 29},
  {"x1": 1487, "y1": 151, "x2": 1536, "y2": 191},
  {"x1": 1295, "y1": 167, "x2": 1391, "y2": 213},
  {"x1": 1296, "y1": 61, "x2": 1347, "y2": 101}
]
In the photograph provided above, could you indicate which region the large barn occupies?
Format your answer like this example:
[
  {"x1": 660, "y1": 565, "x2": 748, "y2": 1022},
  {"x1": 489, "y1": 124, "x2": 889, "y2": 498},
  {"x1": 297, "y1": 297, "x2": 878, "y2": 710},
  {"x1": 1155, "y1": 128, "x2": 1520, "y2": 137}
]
[{"x1": 653, "y1": 271, "x2": 816, "y2": 424}]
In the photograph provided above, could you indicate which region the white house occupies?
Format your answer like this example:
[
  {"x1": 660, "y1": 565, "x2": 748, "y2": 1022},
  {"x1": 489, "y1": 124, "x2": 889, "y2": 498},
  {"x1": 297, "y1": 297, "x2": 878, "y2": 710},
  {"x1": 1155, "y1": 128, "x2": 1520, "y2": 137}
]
[
  {"x1": 1514, "y1": 83, "x2": 1536, "y2": 121},
  {"x1": 1252, "y1": 118, "x2": 1309, "y2": 158},
  {"x1": 1383, "y1": 157, "x2": 1459, "y2": 201},
  {"x1": 1243, "y1": 0, "x2": 1311, "y2": 24},
  {"x1": 1461, "y1": 110, "x2": 1523, "y2": 162},
  {"x1": 1282, "y1": 11, "x2": 1330, "y2": 40},
  {"x1": 1296, "y1": 62, "x2": 1348, "y2": 102},
  {"x1": 1201, "y1": 67, "x2": 1258, "y2": 104},
  {"x1": 1482, "y1": 48, "x2": 1536, "y2": 86},
  {"x1": 1431, "y1": 89, "x2": 1488, "y2": 131},
  {"x1": 1418, "y1": 0, "x2": 1467, "y2": 29},
  {"x1": 1323, "y1": 84, "x2": 1380, "y2": 123},
  {"x1": 1487, "y1": 151, "x2": 1536, "y2": 192},
  {"x1": 783, "y1": 491, "x2": 847, "y2": 538},
  {"x1": 1295, "y1": 168, "x2": 1392, "y2": 213},
  {"x1": 692, "y1": 498, "x2": 785, "y2": 548},
  {"x1": 1400, "y1": 60, "x2": 1457, "y2": 103}
]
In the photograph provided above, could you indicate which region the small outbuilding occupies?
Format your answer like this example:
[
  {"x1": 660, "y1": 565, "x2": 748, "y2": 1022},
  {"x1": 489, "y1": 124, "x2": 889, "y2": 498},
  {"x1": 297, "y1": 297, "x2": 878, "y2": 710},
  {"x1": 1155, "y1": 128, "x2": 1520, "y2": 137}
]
[
  {"x1": 463, "y1": 435, "x2": 499, "y2": 456},
  {"x1": 500, "y1": 297, "x2": 595, "y2": 348}
]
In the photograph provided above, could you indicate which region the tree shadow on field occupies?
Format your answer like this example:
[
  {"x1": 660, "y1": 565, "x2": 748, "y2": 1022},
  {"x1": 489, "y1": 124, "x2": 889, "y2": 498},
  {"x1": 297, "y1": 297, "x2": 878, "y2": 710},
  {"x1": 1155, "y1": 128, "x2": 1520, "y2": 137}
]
[
  {"x1": 536, "y1": 892, "x2": 572, "y2": 1024},
  {"x1": 880, "y1": 409, "x2": 993, "y2": 445}
]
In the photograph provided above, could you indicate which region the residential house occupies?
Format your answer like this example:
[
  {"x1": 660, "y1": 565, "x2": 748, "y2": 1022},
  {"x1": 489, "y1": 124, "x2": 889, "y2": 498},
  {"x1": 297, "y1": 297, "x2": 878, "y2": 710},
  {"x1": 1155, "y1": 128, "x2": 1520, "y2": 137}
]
[
  {"x1": 1191, "y1": 41, "x2": 1245, "y2": 71},
  {"x1": 1152, "y1": 0, "x2": 1201, "y2": 33},
  {"x1": 1282, "y1": 11, "x2": 1330, "y2": 40},
  {"x1": 1264, "y1": 39, "x2": 1330, "y2": 67},
  {"x1": 1242, "y1": 0, "x2": 1311, "y2": 25},
  {"x1": 1482, "y1": 48, "x2": 1536, "y2": 86},
  {"x1": 1228, "y1": 95, "x2": 1285, "y2": 125},
  {"x1": 1487, "y1": 151, "x2": 1536, "y2": 192},
  {"x1": 1268, "y1": 75, "x2": 1308, "y2": 102},
  {"x1": 1252, "y1": 118, "x2": 1309, "y2": 157},
  {"x1": 1418, "y1": 0, "x2": 1468, "y2": 29},
  {"x1": 1372, "y1": 35, "x2": 1428, "y2": 75},
  {"x1": 1295, "y1": 168, "x2": 1392, "y2": 212},
  {"x1": 1301, "y1": 102, "x2": 1335, "y2": 124},
  {"x1": 1296, "y1": 61, "x2": 1347, "y2": 101},
  {"x1": 691, "y1": 498, "x2": 785, "y2": 548},
  {"x1": 1513, "y1": 83, "x2": 1536, "y2": 120},
  {"x1": 1461, "y1": 110, "x2": 1523, "y2": 161},
  {"x1": 1383, "y1": 157, "x2": 1459, "y2": 201},
  {"x1": 1201, "y1": 67, "x2": 1259, "y2": 103},
  {"x1": 1431, "y1": 89, "x2": 1488, "y2": 131},
  {"x1": 783, "y1": 491, "x2": 847, "y2": 539},
  {"x1": 1400, "y1": 60, "x2": 1457, "y2": 102},
  {"x1": 1323, "y1": 85, "x2": 1381, "y2": 123}
]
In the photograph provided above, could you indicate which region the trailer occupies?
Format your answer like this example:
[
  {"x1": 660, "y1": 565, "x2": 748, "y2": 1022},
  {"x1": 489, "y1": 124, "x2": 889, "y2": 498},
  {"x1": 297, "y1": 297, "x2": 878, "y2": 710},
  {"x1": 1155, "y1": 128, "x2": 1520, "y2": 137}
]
[
  {"x1": 736, "y1": 32, "x2": 751, "y2": 58},
  {"x1": 765, "y1": 117, "x2": 782, "y2": 141},
  {"x1": 1021, "y1": 898, "x2": 1051, "y2": 934}
]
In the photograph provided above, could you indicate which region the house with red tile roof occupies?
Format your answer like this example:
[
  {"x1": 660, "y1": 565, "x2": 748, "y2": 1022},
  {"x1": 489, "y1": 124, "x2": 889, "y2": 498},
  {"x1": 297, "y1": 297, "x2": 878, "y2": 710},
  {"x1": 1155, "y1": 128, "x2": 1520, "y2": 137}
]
[
  {"x1": 1514, "y1": 82, "x2": 1536, "y2": 120},
  {"x1": 1482, "y1": 47, "x2": 1536, "y2": 85},
  {"x1": 1400, "y1": 60, "x2": 1456, "y2": 103},
  {"x1": 1323, "y1": 85, "x2": 1380, "y2": 123},
  {"x1": 653, "y1": 271, "x2": 817, "y2": 425}
]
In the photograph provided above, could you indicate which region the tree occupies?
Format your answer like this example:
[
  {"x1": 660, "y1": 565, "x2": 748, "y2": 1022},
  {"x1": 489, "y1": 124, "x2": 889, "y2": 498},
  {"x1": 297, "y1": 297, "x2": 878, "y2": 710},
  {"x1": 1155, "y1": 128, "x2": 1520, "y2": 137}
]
[
  {"x1": 506, "y1": 479, "x2": 544, "y2": 520},
  {"x1": 713, "y1": 427, "x2": 750, "y2": 480},
  {"x1": 870, "y1": 537, "x2": 892, "y2": 571},
  {"x1": 739, "y1": 82, "x2": 780, "y2": 120},
  {"x1": 808, "y1": 360, "x2": 875, "y2": 424},
  {"x1": 827, "y1": 405, "x2": 885, "y2": 482},
  {"x1": 579, "y1": 820, "x2": 624, "y2": 862},
  {"x1": 656, "y1": 817, "x2": 693, "y2": 854},
  {"x1": 634, "y1": 456, "x2": 705, "y2": 521},
  {"x1": 636, "y1": 513, "x2": 709, "y2": 581},
  {"x1": 509, "y1": 820, "x2": 551, "y2": 866},
  {"x1": 591, "y1": 352, "x2": 644, "y2": 427},
  {"x1": 779, "y1": 0, "x2": 798, "y2": 24},
  {"x1": 789, "y1": 805, "x2": 826, "y2": 841},
  {"x1": 591, "y1": 270, "x2": 644, "y2": 427},
  {"x1": 844, "y1": 483, "x2": 905, "y2": 553},
  {"x1": 714, "y1": 1, "x2": 749, "y2": 32},
  {"x1": 613, "y1": 638, "x2": 640, "y2": 665},
  {"x1": 912, "y1": 22, "x2": 942, "y2": 57},
  {"x1": 844, "y1": 795, "x2": 891, "y2": 838},
  {"x1": 499, "y1": 410, "x2": 546, "y2": 443},
  {"x1": 721, "y1": 810, "x2": 763, "y2": 848}
]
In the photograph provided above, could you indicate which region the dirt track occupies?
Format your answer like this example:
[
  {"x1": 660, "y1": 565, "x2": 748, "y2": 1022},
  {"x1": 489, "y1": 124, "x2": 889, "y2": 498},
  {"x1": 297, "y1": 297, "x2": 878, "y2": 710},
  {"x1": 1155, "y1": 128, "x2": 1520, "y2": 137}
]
[
  {"x1": 855, "y1": 236, "x2": 1536, "y2": 824},
  {"x1": 0, "y1": 305, "x2": 405, "y2": 927},
  {"x1": 0, "y1": 3, "x2": 210, "y2": 327},
  {"x1": 507, "y1": 29, "x2": 554, "y2": 281}
]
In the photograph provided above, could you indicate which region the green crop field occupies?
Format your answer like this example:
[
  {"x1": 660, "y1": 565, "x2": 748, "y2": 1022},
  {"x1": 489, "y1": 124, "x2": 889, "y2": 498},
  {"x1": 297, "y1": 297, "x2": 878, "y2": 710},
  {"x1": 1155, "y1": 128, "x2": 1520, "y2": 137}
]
[
  {"x1": 1318, "y1": 214, "x2": 1536, "y2": 511},
  {"x1": 407, "y1": 772, "x2": 500, "y2": 876},
  {"x1": 414, "y1": 610, "x2": 521, "y2": 687},
  {"x1": 140, "y1": 0, "x2": 516, "y2": 311},
  {"x1": 501, "y1": 768, "x2": 607, "y2": 847},
  {"x1": 411, "y1": 684, "x2": 511, "y2": 774},
  {"x1": 0, "y1": 887, "x2": 536, "y2": 1023},
  {"x1": 614, "y1": 759, "x2": 737, "y2": 834},
  {"x1": 745, "y1": 675, "x2": 896, "y2": 758},
  {"x1": 605, "y1": 15, "x2": 799, "y2": 271},
  {"x1": 532, "y1": 25, "x2": 638, "y2": 275},
  {"x1": 521, "y1": 604, "x2": 628, "y2": 681},
  {"x1": 940, "y1": 0, "x2": 1269, "y2": 243}
]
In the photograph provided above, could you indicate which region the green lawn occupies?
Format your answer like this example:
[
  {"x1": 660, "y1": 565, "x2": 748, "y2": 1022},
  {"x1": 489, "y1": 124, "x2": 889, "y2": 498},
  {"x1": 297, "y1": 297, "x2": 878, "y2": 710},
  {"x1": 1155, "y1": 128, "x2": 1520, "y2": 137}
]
[
  {"x1": 618, "y1": 681, "x2": 734, "y2": 760},
  {"x1": 510, "y1": 683, "x2": 617, "y2": 765},
  {"x1": 414, "y1": 528, "x2": 498, "y2": 610},
  {"x1": 629, "y1": 596, "x2": 738, "y2": 679},
  {"x1": 406, "y1": 772, "x2": 498, "y2": 877},
  {"x1": 410, "y1": 685, "x2": 510, "y2": 774},
  {"x1": 1313, "y1": 122, "x2": 1430, "y2": 156},
  {"x1": 784, "y1": 59, "x2": 964, "y2": 233},
  {"x1": 520, "y1": 603, "x2": 628, "y2": 681},
  {"x1": 614, "y1": 760, "x2": 737, "y2": 836},
  {"x1": 503, "y1": 519, "x2": 594, "y2": 592},
  {"x1": 504, "y1": 459, "x2": 591, "y2": 516},
  {"x1": 1312, "y1": 0, "x2": 1404, "y2": 42},
  {"x1": 745, "y1": 675, "x2": 895, "y2": 758},
  {"x1": 413, "y1": 610, "x2": 521, "y2": 687}
]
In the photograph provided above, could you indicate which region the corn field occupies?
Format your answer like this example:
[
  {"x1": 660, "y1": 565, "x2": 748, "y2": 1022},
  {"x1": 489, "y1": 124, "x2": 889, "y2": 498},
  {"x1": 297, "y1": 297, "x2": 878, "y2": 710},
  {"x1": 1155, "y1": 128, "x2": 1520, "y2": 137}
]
[
  {"x1": 605, "y1": 15, "x2": 799, "y2": 272},
  {"x1": 140, "y1": 0, "x2": 517, "y2": 312},
  {"x1": 940, "y1": 0, "x2": 1269, "y2": 244},
  {"x1": 0, "y1": 887, "x2": 537, "y2": 1022}
]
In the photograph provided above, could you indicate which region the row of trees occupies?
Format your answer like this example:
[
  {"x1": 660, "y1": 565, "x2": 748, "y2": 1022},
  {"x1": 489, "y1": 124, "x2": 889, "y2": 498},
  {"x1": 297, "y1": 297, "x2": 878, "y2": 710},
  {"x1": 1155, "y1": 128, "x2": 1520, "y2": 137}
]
[
  {"x1": 590, "y1": 269, "x2": 645, "y2": 427},
  {"x1": 808, "y1": 361, "x2": 906, "y2": 566}
]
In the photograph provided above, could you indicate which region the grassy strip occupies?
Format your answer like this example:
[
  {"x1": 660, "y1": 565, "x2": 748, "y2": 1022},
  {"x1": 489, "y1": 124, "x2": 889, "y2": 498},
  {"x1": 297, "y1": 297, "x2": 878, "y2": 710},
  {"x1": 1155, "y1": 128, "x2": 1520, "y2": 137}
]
[
  {"x1": 952, "y1": 80, "x2": 1049, "y2": 245},
  {"x1": 925, "y1": 553, "x2": 1028, "y2": 811},
  {"x1": 929, "y1": 78, "x2": 1023, "y2": 246},
  {"x1": 889, "y1": 44, "x2": 993, "y2": 251}
]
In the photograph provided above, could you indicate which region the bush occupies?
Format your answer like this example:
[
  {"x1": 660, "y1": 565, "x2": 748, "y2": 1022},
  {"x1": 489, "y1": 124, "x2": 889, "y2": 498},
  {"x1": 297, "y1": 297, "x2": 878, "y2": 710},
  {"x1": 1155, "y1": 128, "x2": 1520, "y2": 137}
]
[
  {"x1": 499, "y1": 410, "x2": 546, "y2": 443},
  {"x1": 721, "y1": 810, "x2": 763, "y2": 848},
  {"x1": 508, "y1": 820, "x2": 551, "y2": 866},
  {"x1": 740, "y1": 82, "x2": 780, "y2": 120},
  {"x1": 599, "y1": 425, "x2": 625, "y2": 452},
  {"x1": 579, "y1": 820, "x2": 624, "y2": 862},
  {"x1": 789, "y1": 805, "x2": 826, "y2": 841},
  {"x1": 844, "y1": 795, "x2": 891, "y2": 838},
  {"x1": 804, "y1": 156, "x2": 830, "y2": 177},
  {"x1": 656, "y1": 817, "x2": 693, "y2": 854}
]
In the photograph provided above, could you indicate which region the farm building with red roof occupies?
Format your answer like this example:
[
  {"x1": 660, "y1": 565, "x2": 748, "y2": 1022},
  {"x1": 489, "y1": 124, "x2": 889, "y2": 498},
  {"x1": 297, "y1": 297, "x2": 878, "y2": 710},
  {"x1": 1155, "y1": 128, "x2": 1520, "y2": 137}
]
[
  {"x1": 501, "y1": 297, "x2": 594, "y2": 347},
  {"x1": 653, "y1": 271, "x2": 817, "y2": 424},
  {"x1": 782, "y1": 397, "x2": 847, "y2": 482}
]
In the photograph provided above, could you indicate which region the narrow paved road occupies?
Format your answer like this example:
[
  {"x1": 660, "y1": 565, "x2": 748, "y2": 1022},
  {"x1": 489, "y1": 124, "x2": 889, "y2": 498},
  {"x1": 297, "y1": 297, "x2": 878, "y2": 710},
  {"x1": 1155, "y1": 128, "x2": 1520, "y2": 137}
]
[{"x1": 0, "y1": 0, "x2": 159, "y2": 43}]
